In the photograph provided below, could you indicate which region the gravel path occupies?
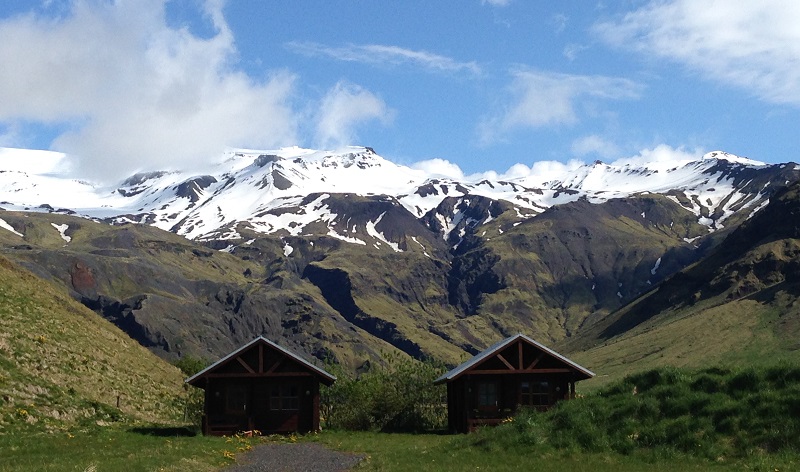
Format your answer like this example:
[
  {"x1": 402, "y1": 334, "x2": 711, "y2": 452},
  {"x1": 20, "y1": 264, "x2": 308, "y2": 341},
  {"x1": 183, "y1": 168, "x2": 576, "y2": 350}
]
[{"x1": 223, "y1": 442, "x2": 364, "y2": 472}]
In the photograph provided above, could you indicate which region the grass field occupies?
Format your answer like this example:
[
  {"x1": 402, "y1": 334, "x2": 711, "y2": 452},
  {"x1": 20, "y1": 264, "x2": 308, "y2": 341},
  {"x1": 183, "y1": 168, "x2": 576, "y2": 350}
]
[
  {"x1": 0, "y1": 426, "x2": 258, "y2": 472},
  {"x1": 3, "y1": 426, "x2": 795, "y2": 472},
  {"x1": 311, "y1": 431, "x2": 774, "y2": 472}
]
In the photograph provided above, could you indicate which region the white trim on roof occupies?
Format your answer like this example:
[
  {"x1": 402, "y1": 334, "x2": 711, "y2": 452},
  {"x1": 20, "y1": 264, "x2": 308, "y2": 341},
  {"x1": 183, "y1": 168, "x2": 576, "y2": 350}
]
[
  {"x1": 434, "y1": 333, "x2": 594, "y2": 384},
  {"x1": 185, "y1": 336, "x2": 336, "y2": 385}
]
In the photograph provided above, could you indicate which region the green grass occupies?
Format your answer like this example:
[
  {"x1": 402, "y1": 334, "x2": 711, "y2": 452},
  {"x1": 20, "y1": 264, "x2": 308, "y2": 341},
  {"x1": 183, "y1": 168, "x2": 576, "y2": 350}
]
[
  {"x1": 311, "y1": 430, "x2": 780, "y2": 472},
  {"x1": 0, "y1": 426, "x2": 263, "y2": 472},
  {"x1": 443, "y1": 365, "x2": 800, "y2": 471},
  {"x1": 569, "y1": 299, "x2": 800, "y2": 391},
  {"x1": 0, "y1": 255, "x2": 188, "y2": 432}
]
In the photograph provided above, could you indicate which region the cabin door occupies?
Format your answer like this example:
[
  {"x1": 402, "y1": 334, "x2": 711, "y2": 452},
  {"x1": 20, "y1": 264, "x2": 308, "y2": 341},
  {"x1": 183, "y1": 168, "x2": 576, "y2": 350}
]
[
  {"x1": 224, "y1": 382, "x2": 249, "y2": 429},
  {"x1": 254, "y1": 381, "x2": 300, "y2": 432}
]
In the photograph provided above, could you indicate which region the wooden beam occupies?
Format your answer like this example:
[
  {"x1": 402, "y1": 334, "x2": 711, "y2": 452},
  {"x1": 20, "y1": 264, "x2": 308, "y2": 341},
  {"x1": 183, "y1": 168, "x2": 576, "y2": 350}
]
[
  {"x1": 496, "y1": 354, "x2": 515, "y2": 371},
  {"x1": 526, "y1": 353, "x2": 544, "y2": 370},
  {"x1": 521, "y1": 368, "x2": 573, "y2": 374},
  {"x1": 466, "y1": 368, "x2": 573, "y2": 375},
  {"x1": 236, "y1": 357, "x2": 255, "y2": 374},
  {"x1": 204, "y1": 372, "x2": 313, "y2": 378},
  {"x1": 258, "y1": 344, "x2": 264, "y2": 373},
  {"x1": 267, "y1": 358, "x2": 283, "y2": 374},
  {"x1": 518, "y1": 342, "x2": 524, "y2": 370}
]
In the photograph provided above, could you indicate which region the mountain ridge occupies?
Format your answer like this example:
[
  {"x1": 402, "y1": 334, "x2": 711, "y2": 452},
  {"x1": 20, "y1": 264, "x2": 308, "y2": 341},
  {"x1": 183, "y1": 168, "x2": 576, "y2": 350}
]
[
  {"x1": 1, "y1": 146, "x2": 792, "y2": 244},
  {"x1": 1, "y1": 146, "x2": 799, "y2": 372}
]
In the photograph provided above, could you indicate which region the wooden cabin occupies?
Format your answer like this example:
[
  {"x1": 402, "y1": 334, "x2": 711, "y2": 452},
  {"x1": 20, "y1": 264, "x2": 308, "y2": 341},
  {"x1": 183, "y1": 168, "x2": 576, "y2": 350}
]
[
  {"x1": 185, "y1": 336, "x2": 336, "y2": 435},
  {"x1": 434, "y1": 333, "x2": 594, "y2": 433}
]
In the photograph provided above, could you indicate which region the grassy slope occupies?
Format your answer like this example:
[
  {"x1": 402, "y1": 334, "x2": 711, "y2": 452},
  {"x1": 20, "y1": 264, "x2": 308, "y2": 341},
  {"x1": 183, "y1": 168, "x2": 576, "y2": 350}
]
[
  {"x1": 569, "y1": 298, "x2": 800, "y2": 391},
  {"x1": 562, "y1": 183, "x2": 800, "y2": 390},
  {"x1": 0, "y1": 254, "x2": 187, "y2": 433}
]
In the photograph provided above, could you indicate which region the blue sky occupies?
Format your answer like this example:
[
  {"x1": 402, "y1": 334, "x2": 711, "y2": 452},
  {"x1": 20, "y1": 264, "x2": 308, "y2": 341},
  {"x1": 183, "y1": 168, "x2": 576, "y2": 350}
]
[{"x1": 0, "y1": 0, "x2": 798, "y2": 182}]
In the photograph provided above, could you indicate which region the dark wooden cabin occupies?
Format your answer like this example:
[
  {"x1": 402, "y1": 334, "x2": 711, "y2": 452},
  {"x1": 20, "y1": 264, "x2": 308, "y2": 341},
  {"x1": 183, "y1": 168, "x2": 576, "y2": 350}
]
[
  {"x1": 185, "y1": 336, "x2": 336, "y2": 435},
  {"x1": 435, "y1": 333, "x2": 594, "y2": 433}
]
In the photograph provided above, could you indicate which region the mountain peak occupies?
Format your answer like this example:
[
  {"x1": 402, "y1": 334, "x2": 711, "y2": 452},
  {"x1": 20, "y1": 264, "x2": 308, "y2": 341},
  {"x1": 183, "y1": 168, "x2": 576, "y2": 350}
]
[
  {"x1": 702, "y1": 150, "x2": 766, "y2": 166},
  {"x1": 0, "y1": 145, "x2": 796, "y2": 241}
]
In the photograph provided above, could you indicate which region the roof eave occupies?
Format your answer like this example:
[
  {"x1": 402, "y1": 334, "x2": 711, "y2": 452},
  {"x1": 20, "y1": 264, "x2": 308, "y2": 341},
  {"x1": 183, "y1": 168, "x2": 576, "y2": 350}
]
[{"x1": 184, "y1": 336, "x2": 337, "y2": 386}]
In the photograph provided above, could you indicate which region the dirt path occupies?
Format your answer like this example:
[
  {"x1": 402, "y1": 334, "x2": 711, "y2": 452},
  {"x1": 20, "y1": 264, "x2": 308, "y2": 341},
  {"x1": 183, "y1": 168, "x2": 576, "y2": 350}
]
[{"x1": 223, "y1": 442, "x2": 364, "y2": 472}]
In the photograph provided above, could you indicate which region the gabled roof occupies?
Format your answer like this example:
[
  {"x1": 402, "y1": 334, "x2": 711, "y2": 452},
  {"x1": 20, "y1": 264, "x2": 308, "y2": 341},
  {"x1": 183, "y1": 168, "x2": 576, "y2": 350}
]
[
  {"x1": 434, "y1": 333, "x2": 594, "y2": 384},
  {"x1": 185, "y1": 336, "x2": 336, "y2": 386}
]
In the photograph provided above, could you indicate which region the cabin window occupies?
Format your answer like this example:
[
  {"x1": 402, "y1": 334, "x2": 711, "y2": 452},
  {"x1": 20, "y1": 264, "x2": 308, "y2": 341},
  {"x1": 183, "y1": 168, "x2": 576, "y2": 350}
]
[
  {"x1": 520, "y1": 381, "x2": 549, "y2": 407},
  {"x1": 225, "y1": 385, "x2": 248, "y2": 414},
  {"x1": 477, "y1": 382, "x2": 498, "y2": 408},
  {"x1": 269, "y1": 383, "x2": 299, "y2": 411}
]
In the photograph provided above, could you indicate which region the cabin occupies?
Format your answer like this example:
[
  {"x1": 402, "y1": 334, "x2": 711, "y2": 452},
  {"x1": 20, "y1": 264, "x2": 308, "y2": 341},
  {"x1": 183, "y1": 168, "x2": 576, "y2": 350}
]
[
  {"x1": 185, "y1": 336, "x2": 336, "y2": 435},
  {"x1": 434, "y1": 333, "x2": 594, "y2": 433}
]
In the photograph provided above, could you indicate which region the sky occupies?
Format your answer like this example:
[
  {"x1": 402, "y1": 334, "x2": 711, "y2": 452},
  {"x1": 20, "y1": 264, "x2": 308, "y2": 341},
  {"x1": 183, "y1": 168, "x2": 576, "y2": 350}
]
[{"x1": 0, "y1": 0, "x2": 799, "y2": 183}]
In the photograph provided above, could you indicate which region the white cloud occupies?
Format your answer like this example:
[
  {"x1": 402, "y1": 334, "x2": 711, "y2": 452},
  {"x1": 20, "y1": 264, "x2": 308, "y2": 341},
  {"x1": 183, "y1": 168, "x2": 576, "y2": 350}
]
[
  {"x1": 412, "y1": 157, "x2": 590, "y2": 184},
  {"x1": 411, "y1": 158, "x2": 465, "y2": 180},
  {"x1": 610, "y1": 144, "x2": 703, "y2": 170},
  {"x1": 478, "y1": 69, "x2": 642, "y2": 145},
  {"x1": 286, "y1": 41, "x2": 481, "y2": 75},
  {"x1": 527, "y1": 159, "x2": 585, "y2": 182},
  {"x1": 315, "y1": 81, "x2": 393, "y2": 149},
  {"x1": 594, "y1": 0, "x2": 800, "y2": 106},
  {"x1": 0, "y1": 0, "x2": 299, "y2": 182},
  {"x1": 563, "y1": 43, "x2": 588, "y2": 61},
  {"x1": 552, "y1": 13, "x2": 568, "y2": 33},
  {"x1": 571, "y1": 134, "x2": 620, "y2": 160},
  {"x1": 0, "y1": 124, "x2": 20, "y2": 148},
  {"x1": 481, "y1": 0, "x2": 511, "y2": 6},
  {"x1": 468, "y1": 158, "x2": 586, "y2": 184}
]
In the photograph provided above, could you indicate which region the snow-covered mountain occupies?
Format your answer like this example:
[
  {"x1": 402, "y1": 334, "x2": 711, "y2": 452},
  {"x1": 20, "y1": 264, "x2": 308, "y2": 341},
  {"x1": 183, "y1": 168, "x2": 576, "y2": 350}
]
[
  {"x1": 0, "y1": 146, "x2": 796, "y2": 244},
  {"x1": 2, "y1": 145, "x2": 800, "y2": 365}
]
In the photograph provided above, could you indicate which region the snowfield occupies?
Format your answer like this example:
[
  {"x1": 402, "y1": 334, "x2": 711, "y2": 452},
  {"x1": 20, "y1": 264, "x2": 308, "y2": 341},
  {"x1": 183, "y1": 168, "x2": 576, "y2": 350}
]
[{"x1": 0, "y1": 146, "x2": 794, "y2": 243}]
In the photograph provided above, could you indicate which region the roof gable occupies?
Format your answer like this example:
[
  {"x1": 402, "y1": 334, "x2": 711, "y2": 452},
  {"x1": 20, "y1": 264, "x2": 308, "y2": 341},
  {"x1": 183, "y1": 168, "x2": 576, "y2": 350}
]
[
  {"x1": 186, "y1": 336, "x2": 336, "y2": 387},
  {"x1": 434, "y1": 333, "x2": 594, "y2": 384}
]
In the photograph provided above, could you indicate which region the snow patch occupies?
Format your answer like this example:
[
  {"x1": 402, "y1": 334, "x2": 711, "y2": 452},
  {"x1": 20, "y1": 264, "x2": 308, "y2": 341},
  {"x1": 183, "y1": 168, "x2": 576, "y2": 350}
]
[
  {"x1": 327, "y1": 229, "x2": 366, "y2": 245},
  {"x1": 650, "y1": 257, "x2": 662, "y2": 275},
  {"x1": 0, "y1": 218, "x2": 22, "y2": 237},
  {"x1": 51, "y1": 223, "x2": 71, "y2": 243},
  {"x1": 365, "y1": 211, "x2": 402, "y2": 252}
]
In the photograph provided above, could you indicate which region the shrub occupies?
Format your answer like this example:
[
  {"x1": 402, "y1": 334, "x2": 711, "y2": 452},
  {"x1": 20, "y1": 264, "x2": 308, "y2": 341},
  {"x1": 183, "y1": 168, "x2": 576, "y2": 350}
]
[
  {"x1": 172, "y1": 356, "x2": 208, "y2": 427},
  {"x1": 321, "y1": 353, "x2": 446, "y2": 432}
]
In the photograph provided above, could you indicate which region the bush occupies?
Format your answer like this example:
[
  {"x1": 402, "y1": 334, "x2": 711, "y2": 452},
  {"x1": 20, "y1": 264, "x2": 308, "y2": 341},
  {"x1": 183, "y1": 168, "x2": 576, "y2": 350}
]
[
  {"x1": 172, "y1": 356, "x2": 208, "y2": 427},
  {"x1": 321, "y1": 353, "x2": 446, "y2": 432}
]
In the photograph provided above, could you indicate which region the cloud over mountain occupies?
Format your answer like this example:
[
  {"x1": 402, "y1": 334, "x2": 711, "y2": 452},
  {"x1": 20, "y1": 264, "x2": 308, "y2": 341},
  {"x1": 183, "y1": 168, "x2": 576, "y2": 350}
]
[{"x1": 0, "y1": 1, "x2": 397, "y2": 183}]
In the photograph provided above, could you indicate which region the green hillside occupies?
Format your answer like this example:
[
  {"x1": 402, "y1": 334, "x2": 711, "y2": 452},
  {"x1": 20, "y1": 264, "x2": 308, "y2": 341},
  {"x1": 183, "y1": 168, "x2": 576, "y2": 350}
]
[
  {"x1": 0, "y1": 254, "x2": 187, "y2": 433},
  {"x1": 563, "y1": 183, "x2": 800, "y2": 390}
]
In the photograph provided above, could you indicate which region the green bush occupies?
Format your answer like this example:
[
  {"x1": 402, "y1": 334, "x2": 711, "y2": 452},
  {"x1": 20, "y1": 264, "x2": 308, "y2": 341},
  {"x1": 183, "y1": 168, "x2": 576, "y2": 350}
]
[
  {"x1": 321, "y1": 353, "x2": 446, "y2": 432},
  {"x1": 172, "y1": 355, "x2": 208, "y2": 428}
]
